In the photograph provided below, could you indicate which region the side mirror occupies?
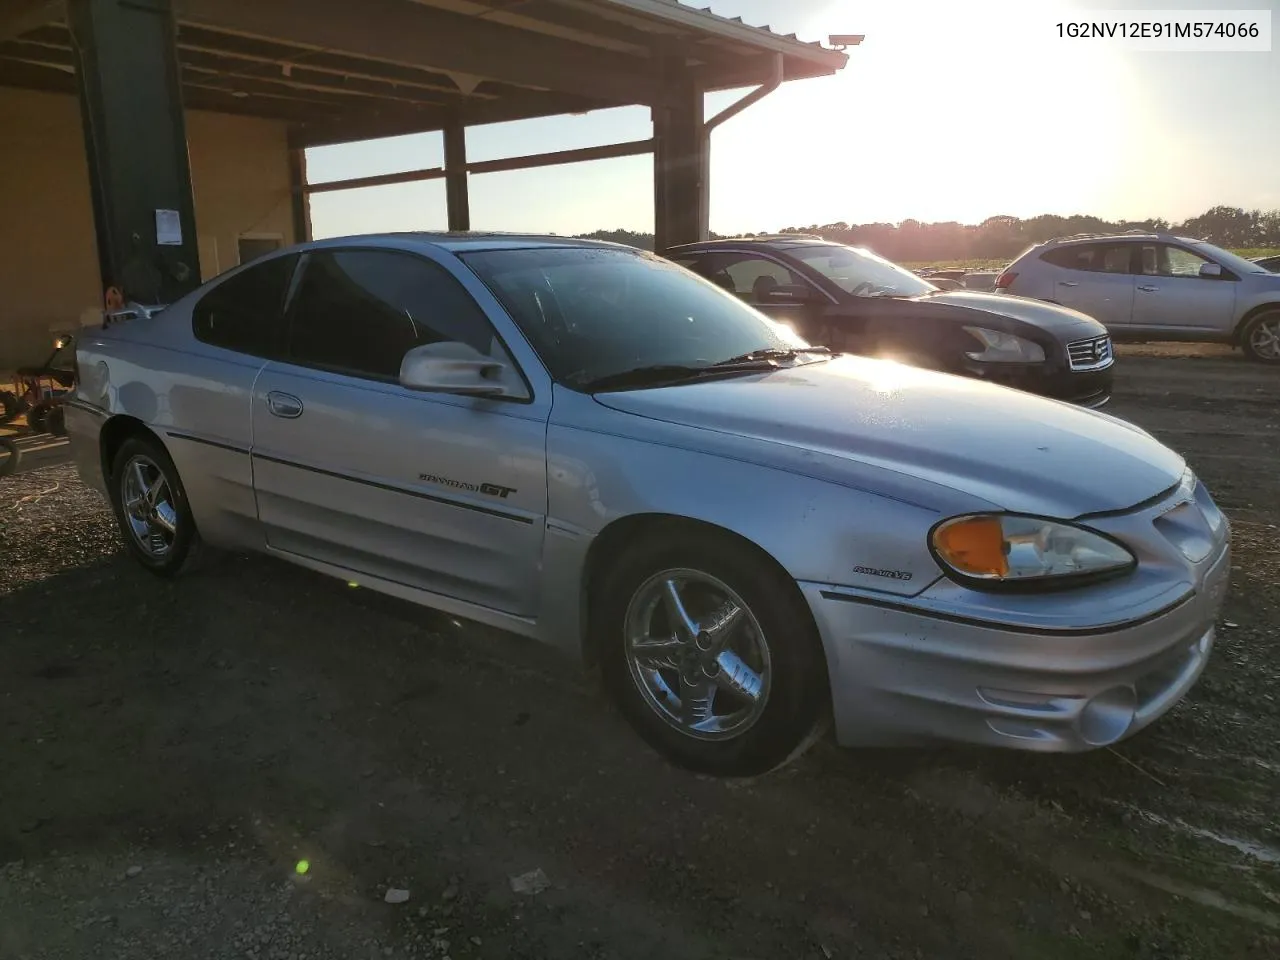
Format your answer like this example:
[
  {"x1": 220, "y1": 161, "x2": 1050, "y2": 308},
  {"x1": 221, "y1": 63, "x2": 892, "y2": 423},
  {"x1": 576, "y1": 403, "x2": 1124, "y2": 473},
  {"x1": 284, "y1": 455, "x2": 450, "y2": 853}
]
[
  {"x1": 399, "y1": 341, "x2": 510, "y2": 396},
  {"x1": 1199, "y1": 262, "x2": 1224, "y2": 279}
]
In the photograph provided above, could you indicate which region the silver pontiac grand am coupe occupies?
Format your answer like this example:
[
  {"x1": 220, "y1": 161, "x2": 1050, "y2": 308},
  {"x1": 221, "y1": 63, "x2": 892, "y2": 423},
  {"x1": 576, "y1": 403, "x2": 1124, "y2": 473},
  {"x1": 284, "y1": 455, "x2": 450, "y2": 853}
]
[{"x1": 66, "y1": 234, "x2": 1231, "y2": 776}]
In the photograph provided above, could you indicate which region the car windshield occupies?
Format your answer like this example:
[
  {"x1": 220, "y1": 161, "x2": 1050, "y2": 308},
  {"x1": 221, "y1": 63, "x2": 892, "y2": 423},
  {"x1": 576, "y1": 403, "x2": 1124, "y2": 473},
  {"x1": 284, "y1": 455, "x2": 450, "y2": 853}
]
[
  {"x1": 1189, "y1": 241, "x2": 1269, "y2": 275},
  {"x1": 788, "y1": 244, "x2": 938, "y2": 298},
  {"x1": 460, "y1": 246, "x2": 817, "y2": 389}
]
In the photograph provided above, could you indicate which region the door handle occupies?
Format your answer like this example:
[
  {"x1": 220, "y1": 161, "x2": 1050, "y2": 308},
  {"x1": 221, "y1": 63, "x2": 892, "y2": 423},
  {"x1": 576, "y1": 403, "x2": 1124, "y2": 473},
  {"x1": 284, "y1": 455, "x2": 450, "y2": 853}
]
[
  {"x1": 266, "y1": 391, "x2": 303, "y2": 419},
  {"x1": 1137, "y1": 285, "x2": 1159, "y2": 293},
  {"x1": 1057, "y1": 281, "x2": 1079, "y2": 287}
]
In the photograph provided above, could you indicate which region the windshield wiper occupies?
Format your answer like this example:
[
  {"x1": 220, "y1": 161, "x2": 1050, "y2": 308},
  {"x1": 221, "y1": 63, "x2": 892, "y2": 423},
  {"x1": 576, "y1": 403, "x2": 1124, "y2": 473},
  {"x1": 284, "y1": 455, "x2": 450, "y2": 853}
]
[
  {"x1": 581, "y1": 359, "x2": 783, "y2": 392},
  {"x1": 709, "y1": 346, "x2": 833, "y2": 367},
  {"x1": 580, "y1": 364, "x2": 714, "y2": 392}
]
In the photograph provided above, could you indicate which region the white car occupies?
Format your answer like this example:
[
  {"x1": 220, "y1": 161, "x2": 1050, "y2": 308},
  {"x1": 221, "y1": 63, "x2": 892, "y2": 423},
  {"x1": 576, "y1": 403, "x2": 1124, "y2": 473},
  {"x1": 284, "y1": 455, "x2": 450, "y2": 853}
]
[
  {"x1": 65, "y1": 234, "x2": 1231, "y2": 775},
  {"x1": 997, "y1": 233, "x2": 1280, "y2": 362}
]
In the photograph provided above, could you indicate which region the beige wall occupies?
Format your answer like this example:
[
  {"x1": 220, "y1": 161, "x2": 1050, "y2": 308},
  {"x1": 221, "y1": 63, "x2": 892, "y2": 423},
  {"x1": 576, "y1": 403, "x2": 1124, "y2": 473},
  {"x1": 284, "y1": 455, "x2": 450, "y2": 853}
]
[{"x1": 0, "y1": 87, "x2": 299, "y2": 369}]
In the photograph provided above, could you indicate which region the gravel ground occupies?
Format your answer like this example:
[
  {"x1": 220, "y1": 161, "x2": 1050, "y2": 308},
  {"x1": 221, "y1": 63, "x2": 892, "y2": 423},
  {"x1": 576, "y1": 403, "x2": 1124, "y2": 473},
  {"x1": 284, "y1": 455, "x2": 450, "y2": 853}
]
[{"x1": 1, "y1": 346, "x2": 1278, "y2": 959}]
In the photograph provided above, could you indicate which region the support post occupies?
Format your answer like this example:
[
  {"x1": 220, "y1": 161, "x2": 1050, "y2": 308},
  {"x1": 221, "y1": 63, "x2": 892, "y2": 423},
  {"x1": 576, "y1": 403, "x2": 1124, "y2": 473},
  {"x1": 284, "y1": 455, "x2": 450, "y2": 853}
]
[
  {"x1": 287, "y1": 148, "x2": 312, "y2": 243},
  {"x1": 651, "y1": 63, "x2": 707, "y2": 254},
  {"x1": 444, "y1": 120, "x2": 470, "y2": 232},
  {"x1": 68, "y1": 0, "x2": 200, "y2": 306}
]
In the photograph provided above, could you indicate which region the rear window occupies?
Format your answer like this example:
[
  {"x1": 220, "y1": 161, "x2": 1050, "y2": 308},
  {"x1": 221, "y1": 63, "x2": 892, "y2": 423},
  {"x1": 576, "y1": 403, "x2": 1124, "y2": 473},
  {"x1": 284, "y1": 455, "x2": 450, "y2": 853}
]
[
  {"x1": 1040, "y1": 244, "x2": 1132, "y2": 274},
  {"x1": 192, "y1": 254, "x2": 297, "y2": 358}
]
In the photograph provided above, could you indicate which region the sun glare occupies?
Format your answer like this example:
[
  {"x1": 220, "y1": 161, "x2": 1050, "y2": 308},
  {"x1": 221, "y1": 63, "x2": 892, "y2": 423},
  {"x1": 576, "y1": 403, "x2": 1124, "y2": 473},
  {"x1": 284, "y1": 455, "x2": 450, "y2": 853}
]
[{"x1": 710, "y1": 0, "x2": 1143, "y2": 229}]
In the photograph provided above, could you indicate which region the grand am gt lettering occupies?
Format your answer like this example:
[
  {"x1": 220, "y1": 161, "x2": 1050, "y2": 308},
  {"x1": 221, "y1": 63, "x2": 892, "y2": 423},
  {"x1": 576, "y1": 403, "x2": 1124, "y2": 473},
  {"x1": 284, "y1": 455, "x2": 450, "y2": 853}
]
[
  {"x1": 67, "y1": 233, "x2": 1230, "y2": 779},
  {"x1": 419, "y1": 473, "x2": 517, "y2": 499},
  {"x1": 852, "y1": 565, "x2": 913, "y2": 582}
]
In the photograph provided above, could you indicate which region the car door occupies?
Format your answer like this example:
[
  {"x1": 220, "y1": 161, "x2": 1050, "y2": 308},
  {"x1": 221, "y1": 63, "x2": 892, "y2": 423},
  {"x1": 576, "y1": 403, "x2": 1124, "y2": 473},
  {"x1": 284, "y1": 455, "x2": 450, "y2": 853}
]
[
  {"x1": 250, "y1": 246, "x2": 549, "y2": 618},
  {"x1": 1040, "y1": 242, "x2": 1136, "y2": 329},
  {"x1": 1130, "y1": 243, "x2": 1238, "y2": 335},
  {"x1": 167, "y1": 252, "x2": 298, "y2": 548}
]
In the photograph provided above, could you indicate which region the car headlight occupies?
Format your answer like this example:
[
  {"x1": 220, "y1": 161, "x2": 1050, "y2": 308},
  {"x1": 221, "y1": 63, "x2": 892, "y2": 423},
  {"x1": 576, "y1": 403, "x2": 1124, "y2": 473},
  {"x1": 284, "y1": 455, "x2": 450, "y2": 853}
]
[
  {"x1": 930, "y1": 514, "x2": 1135, "y2": 589},
  {"x1": 963, "y1": 326, "x2": 1045, "y2": 363}
]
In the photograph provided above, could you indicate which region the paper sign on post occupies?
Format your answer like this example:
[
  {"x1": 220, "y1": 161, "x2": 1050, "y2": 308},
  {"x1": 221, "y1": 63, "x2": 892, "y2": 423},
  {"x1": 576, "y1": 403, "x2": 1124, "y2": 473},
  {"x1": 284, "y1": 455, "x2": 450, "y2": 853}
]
[{"x1": 156, "y1": 209, "x2": 183, "y2": 246}]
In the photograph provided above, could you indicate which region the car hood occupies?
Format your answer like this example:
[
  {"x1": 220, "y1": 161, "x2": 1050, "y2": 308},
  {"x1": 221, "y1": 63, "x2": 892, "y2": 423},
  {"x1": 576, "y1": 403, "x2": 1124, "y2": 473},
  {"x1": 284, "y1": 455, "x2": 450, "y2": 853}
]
[
  {"x1": 908, "y1": 290, "x2": 1105, "y2": 338},
  {"x1": 592, "y1": 355, "x2": 1184, "y2": 517}
]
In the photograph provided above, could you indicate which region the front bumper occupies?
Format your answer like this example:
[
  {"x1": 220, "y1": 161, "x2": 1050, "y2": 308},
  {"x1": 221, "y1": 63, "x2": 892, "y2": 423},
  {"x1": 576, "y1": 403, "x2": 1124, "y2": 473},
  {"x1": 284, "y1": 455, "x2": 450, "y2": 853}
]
[
  {"x1": 802, "y1": 507, "x2": 1230, "y2": 752},
  {"x1": 966, "y1": 362, "x2": 1114, "y2": 408}
]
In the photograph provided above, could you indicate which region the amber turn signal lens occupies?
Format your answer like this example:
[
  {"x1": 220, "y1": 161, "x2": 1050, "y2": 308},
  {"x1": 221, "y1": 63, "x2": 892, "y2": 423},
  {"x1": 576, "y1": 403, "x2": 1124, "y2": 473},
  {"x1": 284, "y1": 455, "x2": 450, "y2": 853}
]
[{"x1": 933, "y1": 516, "x2": 1009, "y2": 577}]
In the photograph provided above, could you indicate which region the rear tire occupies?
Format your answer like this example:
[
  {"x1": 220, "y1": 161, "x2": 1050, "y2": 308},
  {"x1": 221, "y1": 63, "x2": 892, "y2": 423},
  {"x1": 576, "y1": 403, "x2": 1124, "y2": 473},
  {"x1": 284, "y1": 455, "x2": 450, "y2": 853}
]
[
  {"x1": 108, "y1": 435, "x2": 205, "y2": 576},
  {"x1": 28, "y1": 401, "x2": 50, "y2": 434},
  {"x1": 595, "y1": 530, "x2": 829, "y2": 777},
  {"x1": 0, "y1": 391, "x2": 20, "y2": 426},
  {"x1": 45, "y1": 405, "x2": 66, "y2": 437},
  {"x1": 1240, "y1": 309, "x2": 1280, "y2": 363},
  {"x1": 0, "y1": 436, "x2": 19, "y2": 478}
]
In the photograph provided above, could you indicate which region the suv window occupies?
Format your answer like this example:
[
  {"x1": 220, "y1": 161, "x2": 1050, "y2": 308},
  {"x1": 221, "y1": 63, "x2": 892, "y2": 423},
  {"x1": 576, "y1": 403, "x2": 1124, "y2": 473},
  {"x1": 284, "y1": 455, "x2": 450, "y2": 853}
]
[
  {"x1": 1138, "y1": 244, "x2": 1213, "y2": 278},
  {"x1": 192, "y1": 254, "x2": 297, "y2": 357},
  {"x1": 288, "y1": 250, "x2": 502, "y2": 381},
  {"x1": 1041, "y1": 243, "x2": 1132, "y2": 274}
]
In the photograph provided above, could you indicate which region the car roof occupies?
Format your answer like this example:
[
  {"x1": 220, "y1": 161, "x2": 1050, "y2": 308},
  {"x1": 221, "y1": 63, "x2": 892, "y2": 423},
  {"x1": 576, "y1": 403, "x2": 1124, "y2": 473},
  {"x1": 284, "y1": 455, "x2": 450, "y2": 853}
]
[
  {"x1": 1039, "y1": 232, "x2": 1204, "y2": 247},
  {"x1": 297, "y1": 232, "x2": 637, "y2": 254},
  {"x1": 668, "y1": 236, "x2": 841, "y2": 254}
]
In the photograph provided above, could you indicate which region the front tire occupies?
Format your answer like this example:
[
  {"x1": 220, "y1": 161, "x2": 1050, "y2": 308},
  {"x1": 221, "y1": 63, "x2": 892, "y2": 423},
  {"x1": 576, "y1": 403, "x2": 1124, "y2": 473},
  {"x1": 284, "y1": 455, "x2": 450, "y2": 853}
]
[
  {"x1": 1241, "y1": 309, "x2": 1280, "y2": 363},
  {"x1": 596, "y1": 531, "x2": 829, "y2": 777},
  {"x1": 108, "y1": 436, "x2": 204, "y2": 576}
]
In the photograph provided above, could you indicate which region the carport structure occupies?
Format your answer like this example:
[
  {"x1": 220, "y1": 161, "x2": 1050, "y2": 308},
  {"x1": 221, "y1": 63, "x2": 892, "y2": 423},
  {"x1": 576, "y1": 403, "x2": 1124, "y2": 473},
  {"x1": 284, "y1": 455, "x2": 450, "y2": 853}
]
[{"x1": 0, "y1": 0, "x2": 849, "y2": 318}]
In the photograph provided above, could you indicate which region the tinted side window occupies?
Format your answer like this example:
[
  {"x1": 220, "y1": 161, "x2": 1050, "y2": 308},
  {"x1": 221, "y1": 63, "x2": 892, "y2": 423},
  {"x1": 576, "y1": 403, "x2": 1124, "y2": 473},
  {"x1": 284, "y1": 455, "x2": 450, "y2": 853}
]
[
  {"x1": 192, "y1": 254, "x2": 297, "y2": 357},
  {"x1": 1041, "y1": 244, "x2": 1132, "y2": 274},
  {"x1": 288, "y1": 250, "x2": 498, "y2": 380},
  {"x1": 1162, "y1": 245, "x2": 1211, "y2": 278},
  {"x1": 693, "y1": 253, "x2": 808, "y2": 300}
]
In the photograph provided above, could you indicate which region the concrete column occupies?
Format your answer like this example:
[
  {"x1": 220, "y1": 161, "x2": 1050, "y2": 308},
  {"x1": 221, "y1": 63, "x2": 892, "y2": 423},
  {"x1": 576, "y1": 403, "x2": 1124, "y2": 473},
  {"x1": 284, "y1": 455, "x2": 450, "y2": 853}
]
[
  {"x1": 68, "y1": 0, "x2": 200, "y2": 305},
  {"x1": 444, "y1": 120, "x2": 471, "y2": 232}
]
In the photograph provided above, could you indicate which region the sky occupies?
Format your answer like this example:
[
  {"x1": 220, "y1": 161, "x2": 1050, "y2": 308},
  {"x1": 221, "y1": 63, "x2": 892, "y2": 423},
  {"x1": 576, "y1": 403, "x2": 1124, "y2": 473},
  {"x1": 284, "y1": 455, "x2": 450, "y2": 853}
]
[{"x1": 306, "y1": 0, "x2": 1279, "y2": 238}]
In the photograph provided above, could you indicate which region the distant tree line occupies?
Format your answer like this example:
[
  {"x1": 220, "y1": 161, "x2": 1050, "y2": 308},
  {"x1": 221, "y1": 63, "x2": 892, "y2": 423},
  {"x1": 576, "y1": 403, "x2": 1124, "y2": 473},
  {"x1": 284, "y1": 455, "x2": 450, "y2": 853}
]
[{"x1": 578, "y1": 206, "x2": 1280, "y2": 261}]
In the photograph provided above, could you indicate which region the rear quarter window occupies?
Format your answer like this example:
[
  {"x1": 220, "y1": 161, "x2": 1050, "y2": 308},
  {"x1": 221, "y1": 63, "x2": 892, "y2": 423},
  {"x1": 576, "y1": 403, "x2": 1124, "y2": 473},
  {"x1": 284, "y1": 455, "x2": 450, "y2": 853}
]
[
  {"x1": 1040, "y1": 244, "x2": 1131, "y2": 274},
  {"x1": 192, "y1": 254, "x2": 297, "y2": 358}
]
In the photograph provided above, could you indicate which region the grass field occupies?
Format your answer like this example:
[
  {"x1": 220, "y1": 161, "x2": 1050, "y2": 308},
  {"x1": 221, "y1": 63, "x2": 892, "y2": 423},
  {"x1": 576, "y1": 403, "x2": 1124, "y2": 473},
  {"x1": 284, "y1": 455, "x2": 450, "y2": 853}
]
[{"x1": 905, "y1": 248, "x2": 1280, "y2": 272}]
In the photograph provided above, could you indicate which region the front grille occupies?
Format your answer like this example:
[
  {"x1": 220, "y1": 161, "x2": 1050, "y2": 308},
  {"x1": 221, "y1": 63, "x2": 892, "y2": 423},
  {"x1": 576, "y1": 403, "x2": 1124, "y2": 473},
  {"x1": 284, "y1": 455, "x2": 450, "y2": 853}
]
[{"x1": 1066, "y1": 335, "x2": 1114, "y2": 371}]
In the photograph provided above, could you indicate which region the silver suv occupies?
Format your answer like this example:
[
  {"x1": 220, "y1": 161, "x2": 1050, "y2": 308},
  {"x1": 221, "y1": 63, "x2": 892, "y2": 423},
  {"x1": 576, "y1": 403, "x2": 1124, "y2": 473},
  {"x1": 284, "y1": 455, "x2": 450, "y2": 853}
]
[{"x1": 997, "y1": 233, "x2": 1280, "y2": 363}]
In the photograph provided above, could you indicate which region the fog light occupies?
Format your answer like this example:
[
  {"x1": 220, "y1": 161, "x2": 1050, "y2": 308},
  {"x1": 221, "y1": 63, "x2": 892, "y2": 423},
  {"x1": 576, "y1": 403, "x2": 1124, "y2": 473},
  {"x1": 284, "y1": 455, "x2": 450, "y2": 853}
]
[{"x1": 1079, "y1": 686, "x2": 1137, "y2": 746}]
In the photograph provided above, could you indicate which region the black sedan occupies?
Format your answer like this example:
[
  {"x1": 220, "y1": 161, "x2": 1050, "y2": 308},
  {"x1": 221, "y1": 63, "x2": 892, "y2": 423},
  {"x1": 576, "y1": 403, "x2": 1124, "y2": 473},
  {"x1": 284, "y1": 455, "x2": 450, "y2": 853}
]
[
  {"x1": 668, "y1": 237, "x2": 1114, "y2": 407},
  {"x1": 1253, "y1": 255, "x2": 1280, "y2": 273}
]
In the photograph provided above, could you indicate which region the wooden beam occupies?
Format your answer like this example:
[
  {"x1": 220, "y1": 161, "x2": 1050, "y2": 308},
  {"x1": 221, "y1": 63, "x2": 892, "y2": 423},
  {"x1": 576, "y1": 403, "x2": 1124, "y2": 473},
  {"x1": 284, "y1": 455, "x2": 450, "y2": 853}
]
[
  {"x1": 174, "y1": 0, "x2": 662, "y2": 105},
  {"x1": 303, "y1": 139, "x2": 655, "y2": 195},
  {"x1": 305, "y1": 166, "x2": 446, "y2": 195},
  {"x1": 174, "y1": 25, "x2": 504, "y2": 100},
  {"x1": 1, "y1": 39, "x2": 403, "y2": 110},
  {"x1": 0, "y1": 0, "x2": 61, "y2": 43},
  {"x1": 178, "y1": 49, "x2": 453, "y2": 108},
  {"x1": 466, "y1": 138, "x2": 654, "y2": 176},
  {"x1": 287, "y1": 92, "x2": 615, "y2": 149},
  {"x1": 0, "y1": 55, "x2": 74, "y2": 93},
  {"x1": 695, "y1": 53, "x2": 838, "y2": 91}
]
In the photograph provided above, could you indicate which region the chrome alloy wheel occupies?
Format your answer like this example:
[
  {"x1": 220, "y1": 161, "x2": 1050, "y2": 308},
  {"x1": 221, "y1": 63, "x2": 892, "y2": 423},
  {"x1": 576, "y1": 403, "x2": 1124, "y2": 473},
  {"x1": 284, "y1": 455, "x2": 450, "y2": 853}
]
[
  {"x1": 121, "y1": 454, "x2": 178, "y2": 559},
  {"x1": 623, "y1": 569, "x2": 772, "y2": 741},
  {"x1": 1248, "y1": 314, "x2": 1280, "y2": 361}
]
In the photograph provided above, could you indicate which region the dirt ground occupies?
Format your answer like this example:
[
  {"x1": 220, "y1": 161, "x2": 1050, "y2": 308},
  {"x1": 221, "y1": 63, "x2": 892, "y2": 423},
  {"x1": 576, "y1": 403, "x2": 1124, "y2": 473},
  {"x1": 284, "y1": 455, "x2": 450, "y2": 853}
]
[{"x1": 2, "y1": 345, "x2": 1277, "y2": 960}]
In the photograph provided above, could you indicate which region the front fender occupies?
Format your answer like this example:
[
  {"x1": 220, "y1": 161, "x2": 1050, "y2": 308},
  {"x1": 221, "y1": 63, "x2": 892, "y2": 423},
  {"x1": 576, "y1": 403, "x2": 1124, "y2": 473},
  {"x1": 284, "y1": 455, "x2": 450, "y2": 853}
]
[{"x1": 548, "y1": 422, "x2": 943, "y2": 595}]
